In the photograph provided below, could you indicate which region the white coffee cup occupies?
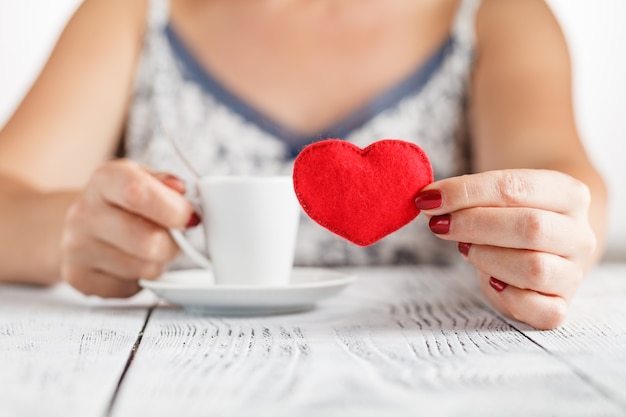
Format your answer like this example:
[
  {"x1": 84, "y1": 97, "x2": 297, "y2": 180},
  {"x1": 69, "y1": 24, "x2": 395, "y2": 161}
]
[{"x1": 170, "y1": 176, "x2": 301, "y2": 286}]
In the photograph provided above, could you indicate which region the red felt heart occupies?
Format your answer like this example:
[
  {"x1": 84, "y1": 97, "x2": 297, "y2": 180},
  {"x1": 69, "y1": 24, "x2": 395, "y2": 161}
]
[{"x1": 293, "y1": 139, "x2": 433, "y2": 246}]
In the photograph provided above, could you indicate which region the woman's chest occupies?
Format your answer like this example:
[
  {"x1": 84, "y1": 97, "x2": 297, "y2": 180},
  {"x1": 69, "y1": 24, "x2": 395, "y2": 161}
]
[{"x1": 168, "y1": 0, "x2": 459, "y2": 135}]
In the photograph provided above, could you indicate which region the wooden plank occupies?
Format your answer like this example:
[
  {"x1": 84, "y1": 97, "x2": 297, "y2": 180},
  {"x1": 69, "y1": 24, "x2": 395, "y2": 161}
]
[
  {"x1": 512, "y1": 263, "x2": 626, "y2": 413},
  {"x1": 0, "y1": 283, "x2": 154, "y2": 417},
  {"x1": 112, "y1": 266, "x2": 624, "y2": 417}
]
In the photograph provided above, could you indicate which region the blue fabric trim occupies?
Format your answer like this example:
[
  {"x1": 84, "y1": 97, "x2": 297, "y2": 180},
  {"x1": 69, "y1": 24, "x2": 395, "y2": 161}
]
[{"x1": 166, "y1": 24, "x2": 453, "y2": 158}]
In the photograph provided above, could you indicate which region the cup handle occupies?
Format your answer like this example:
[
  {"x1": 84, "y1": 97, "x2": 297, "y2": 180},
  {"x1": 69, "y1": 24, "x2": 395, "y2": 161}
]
[{"x1": 168, "y1": 228, "x2": 212, "y2": 269}]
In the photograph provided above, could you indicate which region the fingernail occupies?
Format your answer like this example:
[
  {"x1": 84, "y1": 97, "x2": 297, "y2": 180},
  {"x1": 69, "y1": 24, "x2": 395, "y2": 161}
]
[
  {"x1": 415, "y1": 189, "x2": 442, "y2": 210},
  {"x1": 429, "y1": 214, "x2": 451, "y2": 234},
  {"x1": 457, "y1": 242, "x2": 471, "y2": 257},
  {"x1": 161, "y1": 174, "x2": 186, "y2": 194},
  {"x1": 489, "y1": 277, "x2": 508, "y2": 292},
  {"x1": 186, "y1": 212, "x2": 201, "y2": 228}
]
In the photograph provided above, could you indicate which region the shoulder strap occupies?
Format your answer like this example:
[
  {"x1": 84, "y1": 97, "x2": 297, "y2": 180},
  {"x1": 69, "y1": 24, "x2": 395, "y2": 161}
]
[
  {"x1": 452, "y1": 0, "x2": 483, "y2": 48},
  {"x1": 146, "y1": 0, "x2": 170, "y2": 31}
]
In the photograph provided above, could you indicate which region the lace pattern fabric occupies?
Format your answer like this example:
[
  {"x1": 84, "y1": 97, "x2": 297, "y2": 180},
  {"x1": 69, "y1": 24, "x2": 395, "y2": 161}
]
[{"x1": 125, "y1": 0, "x2": 483, "y2": 268}]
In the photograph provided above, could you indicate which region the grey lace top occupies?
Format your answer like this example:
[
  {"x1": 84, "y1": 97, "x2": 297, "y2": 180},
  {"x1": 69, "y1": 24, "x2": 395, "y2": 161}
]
[{"x1": 125, "y1": 0, "x2": 482, "y2": 268}]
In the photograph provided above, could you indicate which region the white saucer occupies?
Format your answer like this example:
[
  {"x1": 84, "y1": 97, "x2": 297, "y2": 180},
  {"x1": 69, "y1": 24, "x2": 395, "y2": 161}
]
[{"x1": 139, "y1": 267, "x2": 356, "y2": 315}]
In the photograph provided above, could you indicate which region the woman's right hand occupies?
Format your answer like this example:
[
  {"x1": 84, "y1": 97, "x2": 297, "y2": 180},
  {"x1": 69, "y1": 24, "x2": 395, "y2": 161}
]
[{"x1": 60, "y1": 159, "x2": 198, "y2": 298}]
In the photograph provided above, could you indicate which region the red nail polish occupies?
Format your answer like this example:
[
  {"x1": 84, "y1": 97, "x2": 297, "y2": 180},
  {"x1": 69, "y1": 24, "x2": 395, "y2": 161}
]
[
  {"x1": 458, "y1": 242, "x2": 471, "y2": 256},
  {"x1": 415, "y1": 189, "x2": 443, "y2": 210},
  {"x1": 186, "y1": 212, "x2": 201, "y2": 228},
  {"x1": 429, "y1": 214, "x2": 451, "y2": 234},
  {"x1": 161, "y1": 177, "x2": 186, "y2": 194},
  {"x1": 489, "y1": 277, "x2": 508, "y2": 292}
]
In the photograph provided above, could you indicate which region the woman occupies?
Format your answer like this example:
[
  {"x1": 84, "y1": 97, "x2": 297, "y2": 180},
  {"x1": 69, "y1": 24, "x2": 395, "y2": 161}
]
[{"x1": 0, "y1": 0, "x2": 606, "y2": 329}]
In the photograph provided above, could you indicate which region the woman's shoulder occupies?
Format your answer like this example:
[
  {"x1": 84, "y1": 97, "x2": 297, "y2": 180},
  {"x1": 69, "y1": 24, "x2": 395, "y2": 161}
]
[
  {"x1": 477, "y1": 0, "x2": 564, "y2": 46},
  {"x1": 73, "y1": 0, "x2": 149, "y2": 40},
  {"x1": 0, "y1": 0, "x2": 152, "y2": 190},
  {"x1": 474, "y1": 0, "x2": 569, "y2": 79}
]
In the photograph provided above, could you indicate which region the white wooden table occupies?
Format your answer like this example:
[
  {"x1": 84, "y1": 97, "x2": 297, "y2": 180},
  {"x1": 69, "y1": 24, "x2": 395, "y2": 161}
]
[{"x1": 1, "y1": 263, "x2": 625, "y2": 417}]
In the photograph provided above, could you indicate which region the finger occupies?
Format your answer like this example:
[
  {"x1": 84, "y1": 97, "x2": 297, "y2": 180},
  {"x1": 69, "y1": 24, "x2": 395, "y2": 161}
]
[
  {"x1": 416, "y1": 169, "x2": 590, "y2": 216},
  {"x1": 430, "y1": 207, "x2": 583, "y2": 256},
  {"x1": 62, "y1": 266, "x2": 142, "y2": 298},
  {"x1": 153, "y1": 172, "x2": 186, "y2": 194},
  {"x1": 91, "y1": 160, "x2": 194, "y2": 228},
  {"x1": 96, "y1": 204, "x2": 179, "y2": 262},
  {"x1": 462, "y1": 244, "x2": 581, "y2": 299},
  {"x1": 477, "y1": 272, "x2": 569, "y2": 330},
  {"x1": 75, "y1": 200, "x2": 180, "y2": 262},
  {"x1": 66, "y1": 238, "x2": 165, "y2": 280}
]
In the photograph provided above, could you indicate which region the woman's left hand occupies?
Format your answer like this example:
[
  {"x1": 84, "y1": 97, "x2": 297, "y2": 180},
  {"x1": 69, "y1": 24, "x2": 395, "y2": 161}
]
[{"x1": 415, "y1": 169, "x2": 596, "y2": 330}]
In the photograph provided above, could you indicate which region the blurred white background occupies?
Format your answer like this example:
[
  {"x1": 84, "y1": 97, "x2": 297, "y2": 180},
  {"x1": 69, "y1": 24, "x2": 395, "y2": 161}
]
[{"x1": 0, "y1": 0, "x2": 624, "y2": 260}]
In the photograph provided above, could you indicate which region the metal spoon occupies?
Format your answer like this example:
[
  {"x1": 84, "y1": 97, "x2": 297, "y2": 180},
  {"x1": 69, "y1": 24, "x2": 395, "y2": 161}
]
[{"x1": 158, "y1": 119, "x2": 201, "y2": 180}]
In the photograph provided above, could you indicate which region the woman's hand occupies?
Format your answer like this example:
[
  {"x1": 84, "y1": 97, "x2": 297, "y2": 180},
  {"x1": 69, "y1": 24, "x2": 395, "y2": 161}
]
[
  {"x1": 60, "y1": 159, "x2": 197, "y2": 298},
  {"x1": 415, "y1": 169, "x2": 596, "y2": 330}
]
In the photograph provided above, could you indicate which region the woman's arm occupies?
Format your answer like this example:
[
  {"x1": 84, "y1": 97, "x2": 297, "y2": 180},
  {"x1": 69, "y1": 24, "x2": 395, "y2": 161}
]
[
  {"x1": 0, "y1": 177, "x2": 77, "y2": 284},
  {"x1": 416, "y1": 0, "x2": 607, "y2": 329},
  {"x1": 471, "y1": 0, "x2": 607, "y2": 263},
  {"x1": 0, "y1": 0, "x2": 147, "y2": 283}
]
